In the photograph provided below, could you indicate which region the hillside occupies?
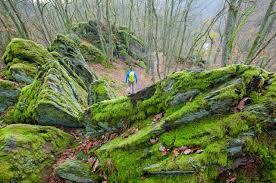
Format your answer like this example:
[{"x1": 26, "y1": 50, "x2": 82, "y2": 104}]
[{"x1": 0, "y1": 35, "x2": 275, "y2": 182}]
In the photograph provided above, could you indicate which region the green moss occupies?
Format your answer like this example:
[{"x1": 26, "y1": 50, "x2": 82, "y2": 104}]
[
  {"x1": 8, "y1": 62, "x2": 37, "y2": 84},
  {"x1": 9, "y1": 61, "x2": 88, "y2": 127},
  {"x1": 55, "y1": 160, "x2": 100, "y2": 182},
  {"x1": 90, "y1": 80, "x2": 115, "y2": 104},
  {"x1": 0, "y1": 124, "x2": 72, "y2": 182},
  {"x1": 2, "y1": 38, "x2": 54, "y2": 65},
  {"x1": 0, "y1": 79, "x2": 17, "y2": 90},
  {"x1": 80, "y1": 42, "x2": 108, "y2": 64}
]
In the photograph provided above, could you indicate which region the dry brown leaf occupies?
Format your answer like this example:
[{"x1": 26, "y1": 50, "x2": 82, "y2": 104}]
[
  {"x1": 183, "y1": 149, "x2": 193, "y2": 155},
  {"x1": 150, "y1": 138, "x2": 158, "y2": 144},
  {"x1": 233, "y1": 97, "x2": 250, "y2": 112},
  {"x1": 173, "y1": 149, "x2": 180, "y2": 158},
  {"x1": 159, "y1": 144, "x2": 169, "y2": 156},
  {"x1": 226, "y1": 175, "x2": 237, "y2": 183},
  {"x1": 92, "y1": 159, "x2": 99, "y2": 172},
  {"x1": 195, "y1": 149, "x2": 204, "y2": 154},
  {"x1": 153, "y1": 113, "x2": 163, "y2": 123}
]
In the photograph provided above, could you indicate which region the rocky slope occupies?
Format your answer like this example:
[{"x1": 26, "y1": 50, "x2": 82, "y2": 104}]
[
  {"x1": 88, "y1": 65, "x2": 275, "y2": 182},
  {"x1": 0, "y1": 35, "x2": 275, "y2": 182}
]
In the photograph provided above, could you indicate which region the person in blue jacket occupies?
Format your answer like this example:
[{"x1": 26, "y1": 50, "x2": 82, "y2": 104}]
[{"x1": 125, "y1": 67, "x2": 138, "y2": 94}]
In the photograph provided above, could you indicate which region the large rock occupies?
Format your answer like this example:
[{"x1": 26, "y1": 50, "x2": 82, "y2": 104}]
[
  {"x1": 0, "y1": 124, "x2": 72, "y2": 182},
  {"x1": 72, "y1": 21, "x2": 146, "y2": 61},
  {"x1": 89, "y1": 80, "x2": 115, "y2": 104},
  {"x1": 2, "y1": 38, "x2": 55, "y2": 84},
  {"x1": 9, "y1": 61, "x2": 89, "y2": 127},
  {"x1": 49, "y1": 35, "x2": 98, "y2": 85},
  {"x1": 54, "y1": 160, "x2": 100, "y2": 183},
  {"x1": 80, "y1": 42, "x2": 108, "y2": 64},
  {"x1": 90, "y1": 65, "x2": 268, "y2": 133},
  {"x1": 86, "y1": 65, "x2": 275, "y2": 182},
  {"x1": 0, "y1": 79, "x2": 20, "y2": 113},
  {"x1": 4, "y1": 37, "x2": 115, "y2": 127}
]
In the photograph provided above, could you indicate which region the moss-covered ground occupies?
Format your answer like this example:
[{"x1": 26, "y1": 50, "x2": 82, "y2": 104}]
[{"x1": 0, "y1": 124, "x2": 72, "y2": 182}]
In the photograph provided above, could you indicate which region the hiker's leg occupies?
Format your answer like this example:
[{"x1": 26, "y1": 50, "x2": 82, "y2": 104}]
[
  {"x1": 131, "y1": 83, "x2": 134, "y2": 94},
  {"x1": 127, "y1": 82, "x2": 131, "y2": 94}
]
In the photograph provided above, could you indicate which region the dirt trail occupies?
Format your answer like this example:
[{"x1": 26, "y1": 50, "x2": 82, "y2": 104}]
[{"x1": 89, "y1": 60, "x2": 153, "y2": 96}]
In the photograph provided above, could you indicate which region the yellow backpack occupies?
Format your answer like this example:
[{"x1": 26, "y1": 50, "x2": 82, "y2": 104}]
[{"x1": 129, "y1": 71, "x2": 135, "y2": 83}]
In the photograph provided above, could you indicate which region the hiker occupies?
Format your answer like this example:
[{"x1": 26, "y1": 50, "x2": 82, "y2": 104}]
[{"x1": 125, "y1": 67, "x2": 138, "y2": 94}]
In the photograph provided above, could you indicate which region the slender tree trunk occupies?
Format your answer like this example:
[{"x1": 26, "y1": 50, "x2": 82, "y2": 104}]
[
  {"x1": 245, "y1": 0, "x2": 276, "y2": 64},
  {"x1": 151, "y1": 0, "x2": 161, "y2": 80},
  {"x1": 6, "y1": 0, "x2": 29, "y2": 39},
  {"x1": 222, "y1": 0, "x2": 242, "y2": 66},
  {"x1": 106, "y1": 0, "x2": 113, "y2": 63}
]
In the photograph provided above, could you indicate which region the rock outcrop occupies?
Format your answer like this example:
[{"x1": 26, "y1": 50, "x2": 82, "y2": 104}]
[
  {"x1": 72, "y1": 21, "x2": 146, "y2": 64},
  {"x1": 87, "y1": 65, "x2": 275, "y2": 182},
  {"x1": 3, "y1": 36, "x2": 114, "y2": 127},
  {"x1": 0, "y1": 124, "x2": 72, "y2": 182},
  {"x1": 2, "y1": 38, "x2": 55, "y2": 84}
]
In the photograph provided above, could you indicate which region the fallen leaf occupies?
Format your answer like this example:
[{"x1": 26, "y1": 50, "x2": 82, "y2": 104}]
[
  {"x1": 195, "y1": 149, "x2": 204, "y2": 154},
  {"x1": 122, "y1": 127, "x2": 138, "y2": 138},
  {"x1": 150, "y1": 138, "x2": 158, "y2": 144},
  {"x1": 178, "y1": 146, "x2": 188, "y2": 152},
  {"x1": 159, "y1": 144, "x2": 169, "y2": 156},
  {"x1": 183, "y1": 149, "x2": 192, "y2": 155},
  {"x1": 173, "y1": 149, "x2": 180, "y2": 158},
  {"x1": 92, "y1": 159, "x2": 99, "y2": 172},
  {"x1": 233, "y1": 97, "x2": 250, "y2": 112},
  {"x1": 226, "y1": 175, "x2": 237, "y2": 183},
  {"x1": 87, "y1": 157, "x2": 97, "y2": 166},
  {"x1": 153, "y1": 113, "x2": 163, "y2": 123}
]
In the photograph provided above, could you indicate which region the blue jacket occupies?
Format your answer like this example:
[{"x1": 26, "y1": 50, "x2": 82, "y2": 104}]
[{"x1": 125, "y1": 69, "x2": 138, "y2": 83}]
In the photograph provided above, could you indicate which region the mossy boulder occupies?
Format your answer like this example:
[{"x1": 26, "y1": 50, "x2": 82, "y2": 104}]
[
  {"x1": 0, "y1": 79, "x2": 20, "y2": 113},
  {"x1": 2, "y1": 36, "x2": 114, "y2": 127},
  {"x1": 0, "y1": 124, "x2": 72, "y2": 182},
  {"x1": 116, "y1": 27, "x2": 146, "y2": 60},
  {"x1": 80, "y1": 42, "x2": 108, "y2": 64},
  {"x1": 49, "y1": 35, "x2": 98, "y2": 85},
  {"x1": 72, "y1": 21, "x2": 146, "y2": 61},
  {"x1": 54, "y1": 160, "x2": 100, "y2": 183},
  {"x1": 8, "y1": 60, "x2": 89, "y2": 127},
  {"x1": 89, "y1": 80, "x2": 116, "y2": 104},
  {"x1": 86, "y1": 65, "x2": 275, "y2": 182},
  {"x1": 2, "y1": 38, "x2": 55, "y2": 84},
  {"x1": 8, "y1": 62, "x2": 37, "y2": 84}
]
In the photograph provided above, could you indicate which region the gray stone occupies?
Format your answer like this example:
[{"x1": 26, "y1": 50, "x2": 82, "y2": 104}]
[
  {"x1": 55, "y1": 160, "x2": 99, "y2": 183},
  {"x1": 169, "y1": 89, "x2": 200, "y2": 107}
]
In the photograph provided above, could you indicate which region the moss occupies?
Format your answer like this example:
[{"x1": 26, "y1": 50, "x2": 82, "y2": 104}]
[
  {"x1": 49, "y1": 34, "x2": 98, "y2": 86},
  {"x1": 2, "y1": 38, "x2": 54, "y2": 65},
  {"x1": 8, "y1": 62, "x2": 37, "y2": 84},
  {"x1": 0, "y1": 79, "x2": 18, "y2": 90},
  {"x1": 55, "y1": 160, "x2": 100, "y2": 182},
  {"x1": 80, "y1": 42, "x2": 108, "y2": 64},
  {"x1": 72, "y1": 21, "x2": 146, "y2": 61},
  {"x1": 0, "y1": 124, "x2": 72, "y2": 182},
  {"x1": 9, "y1": 61, "x2": 88, "y2": 127},
  {"x1": 90, "y1": 80, "x2": 116, "y2": 104}
]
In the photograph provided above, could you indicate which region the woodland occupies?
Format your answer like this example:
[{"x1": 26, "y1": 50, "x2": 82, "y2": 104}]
[{"x1": 0, "y1": 0, "x2": 275, "y2": 182}]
